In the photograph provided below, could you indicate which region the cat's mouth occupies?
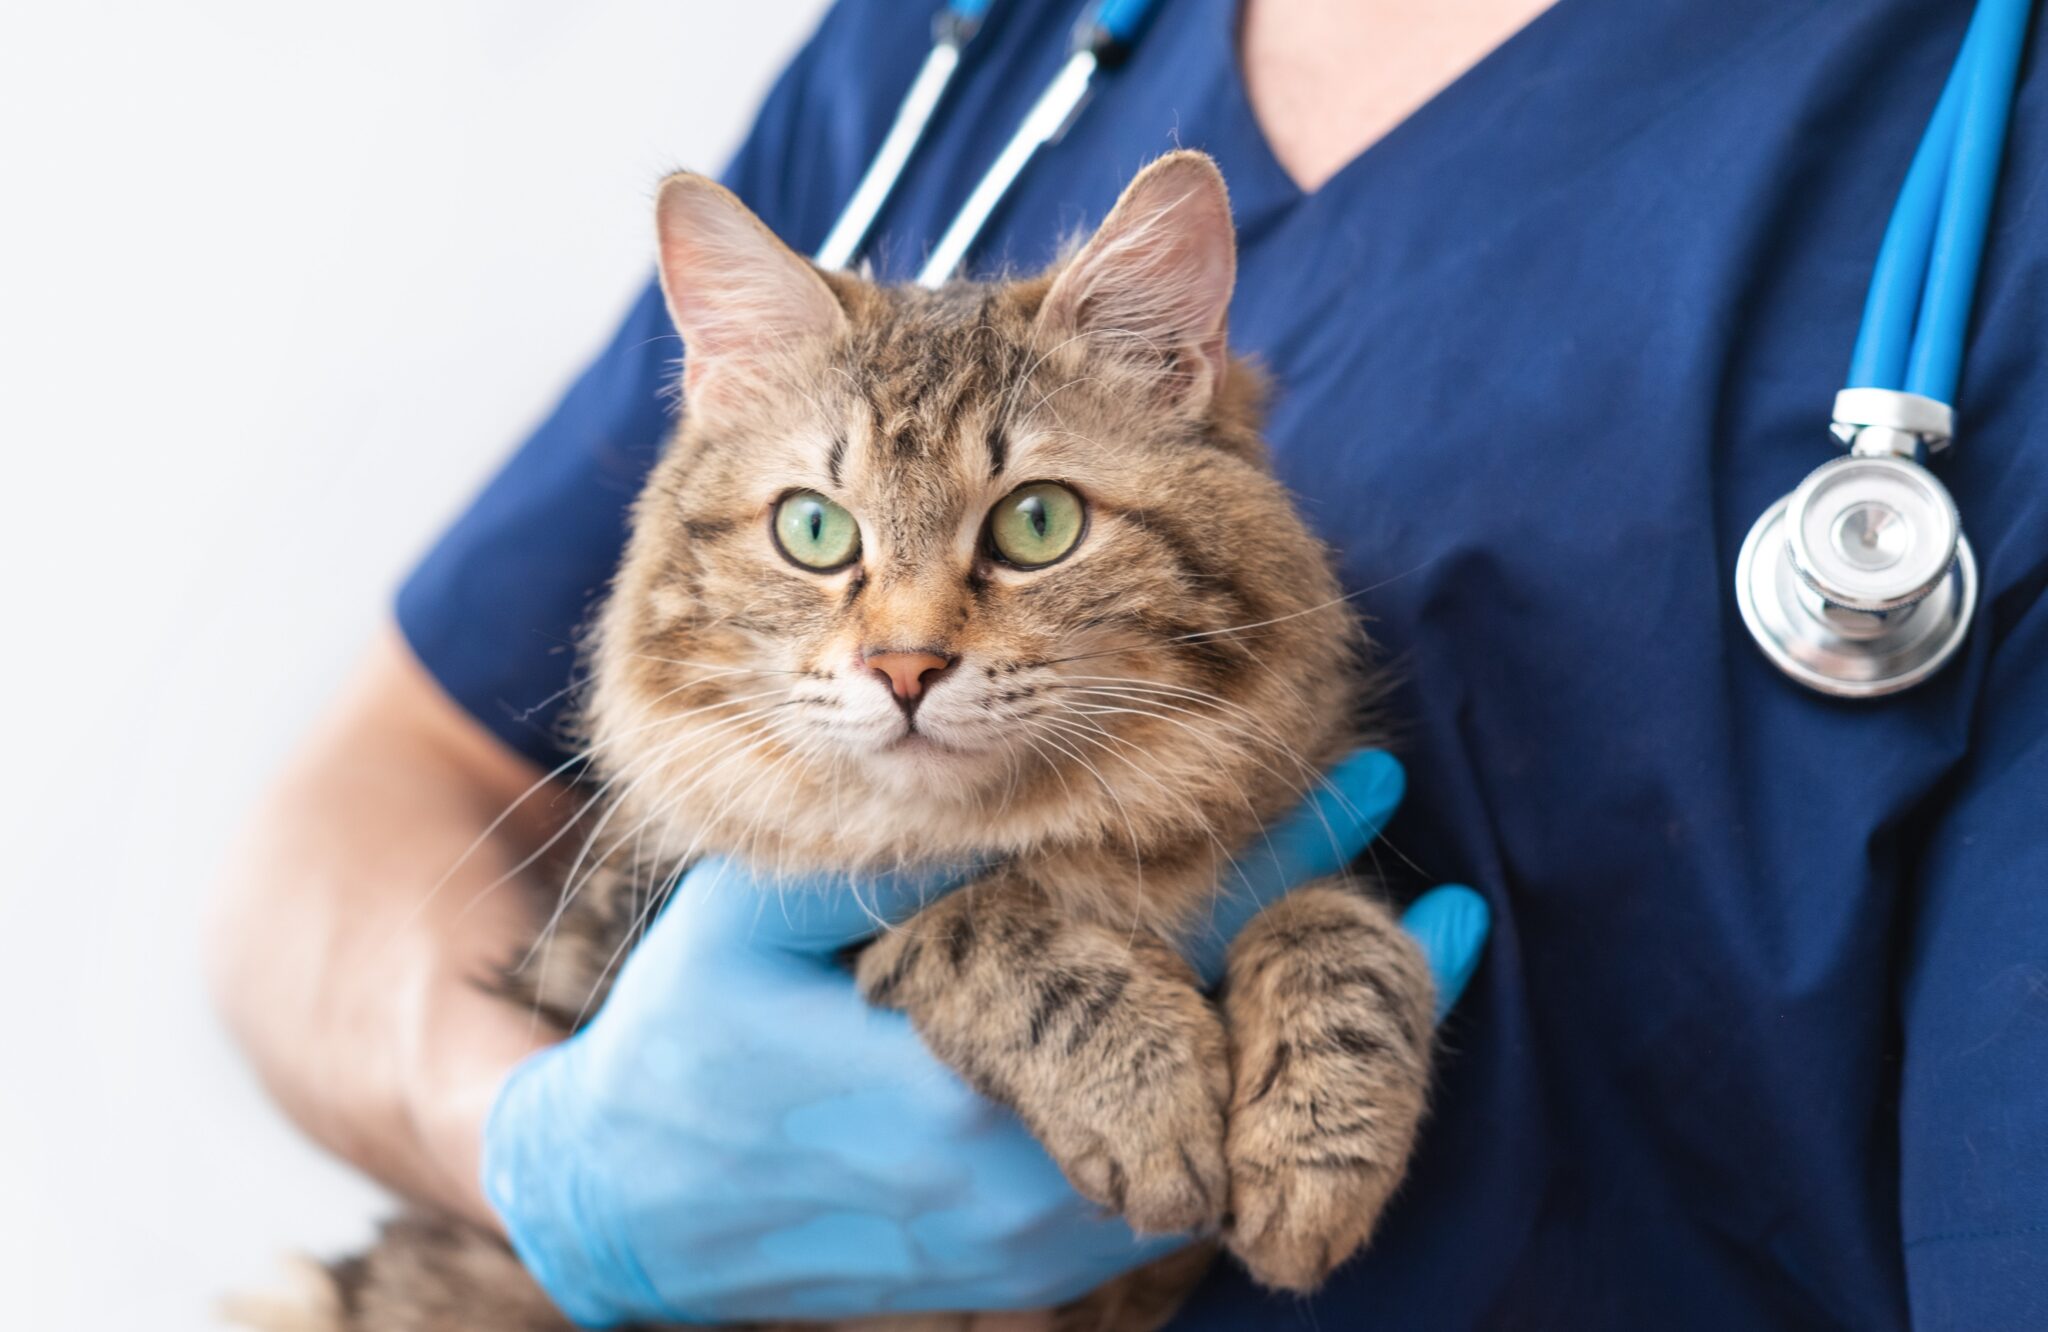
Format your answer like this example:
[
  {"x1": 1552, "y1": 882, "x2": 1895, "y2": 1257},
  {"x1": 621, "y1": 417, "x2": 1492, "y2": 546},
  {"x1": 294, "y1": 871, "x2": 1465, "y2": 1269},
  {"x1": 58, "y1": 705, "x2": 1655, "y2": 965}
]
[
  {"x1": 870, "y1": 722, "x2": 1002, "y2": 774},
  {"x1": 883, "y1": 729, "x2": 962, "y2": 756}
]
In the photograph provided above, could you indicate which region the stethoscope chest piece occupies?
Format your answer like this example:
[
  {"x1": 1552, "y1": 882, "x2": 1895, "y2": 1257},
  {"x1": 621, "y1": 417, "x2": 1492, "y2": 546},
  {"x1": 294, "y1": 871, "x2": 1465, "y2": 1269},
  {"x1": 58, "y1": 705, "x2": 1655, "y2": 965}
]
[{"x1": 1736, "y1": 451, "x2": 1976, "y2": 698}]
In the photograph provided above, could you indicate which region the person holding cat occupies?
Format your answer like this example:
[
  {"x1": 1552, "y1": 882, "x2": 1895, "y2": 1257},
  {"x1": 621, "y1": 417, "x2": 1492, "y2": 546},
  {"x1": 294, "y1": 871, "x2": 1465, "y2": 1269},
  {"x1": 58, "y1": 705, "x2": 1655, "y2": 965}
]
[{"x1": 212, "y1": 1, "x2": 2048, "y2": 1330}]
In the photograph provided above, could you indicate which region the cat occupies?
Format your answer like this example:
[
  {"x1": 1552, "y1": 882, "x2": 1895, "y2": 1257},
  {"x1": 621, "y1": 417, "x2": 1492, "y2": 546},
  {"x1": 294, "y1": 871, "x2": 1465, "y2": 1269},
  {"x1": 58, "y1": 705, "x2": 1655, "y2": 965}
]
[{"x1": 240, "y1": 151, "x2": 1435, "y2": 1332}]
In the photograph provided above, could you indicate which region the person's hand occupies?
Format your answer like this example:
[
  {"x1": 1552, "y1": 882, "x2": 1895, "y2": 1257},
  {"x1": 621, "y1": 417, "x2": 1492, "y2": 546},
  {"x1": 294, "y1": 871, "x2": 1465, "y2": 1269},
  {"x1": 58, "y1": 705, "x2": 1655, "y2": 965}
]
[{"x1": 481, "y1": 750, "x2": 1489, "y2": 1327}]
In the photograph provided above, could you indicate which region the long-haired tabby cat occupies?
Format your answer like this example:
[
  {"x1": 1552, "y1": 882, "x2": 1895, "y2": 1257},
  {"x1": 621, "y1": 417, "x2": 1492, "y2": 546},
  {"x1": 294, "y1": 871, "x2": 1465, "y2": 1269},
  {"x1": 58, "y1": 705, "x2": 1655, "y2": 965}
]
[{"x1": 251, "y1": 151, "x2": 1435, "y2": 1332}]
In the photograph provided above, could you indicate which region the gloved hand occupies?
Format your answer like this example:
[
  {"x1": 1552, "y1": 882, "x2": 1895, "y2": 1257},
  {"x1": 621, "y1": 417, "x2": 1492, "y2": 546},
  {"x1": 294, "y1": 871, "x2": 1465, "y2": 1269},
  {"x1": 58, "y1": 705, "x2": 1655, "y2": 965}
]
[{"x1": 482, "y1": 749, "x2": 1489, "y2": 1327}]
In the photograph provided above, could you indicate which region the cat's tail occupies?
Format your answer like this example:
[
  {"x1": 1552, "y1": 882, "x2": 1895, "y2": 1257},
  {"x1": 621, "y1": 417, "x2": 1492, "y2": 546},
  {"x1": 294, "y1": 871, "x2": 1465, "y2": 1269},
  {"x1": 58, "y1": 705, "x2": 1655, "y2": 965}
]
[{"x1": 219, "y1": 1211, "x2": 573, "y2": 1332}]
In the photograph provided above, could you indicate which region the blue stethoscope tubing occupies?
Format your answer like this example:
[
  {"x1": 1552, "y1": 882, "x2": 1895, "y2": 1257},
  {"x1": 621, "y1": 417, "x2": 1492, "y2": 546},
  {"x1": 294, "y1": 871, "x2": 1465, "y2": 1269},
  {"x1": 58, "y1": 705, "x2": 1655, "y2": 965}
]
[
  {"x1": 1849, "y1": 0, "x2": 2034, "y2": 403},
  {"x1": 810, "y1": 0, "x2": 1166, "y2": 280}
]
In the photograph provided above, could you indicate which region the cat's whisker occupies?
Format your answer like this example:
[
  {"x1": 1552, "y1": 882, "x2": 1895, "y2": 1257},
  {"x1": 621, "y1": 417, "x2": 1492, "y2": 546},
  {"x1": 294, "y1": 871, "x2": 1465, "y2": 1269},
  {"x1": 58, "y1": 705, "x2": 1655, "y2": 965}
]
[
  {"x1": 1025, "y1": 571, "x2": 1428, "y2": 678},
  {"x1": 617, "y1": 652, "x2": 805, "y2": 678},
  {"x1": 524, "y1": 709, "x2": 813, "y2": 1026},
  {"x1": 1053, "y1": 679, "x2": 1320, "y2": 794},
  {"x1": 1037, "y1": 711, "x2": 1241, "y2": 873},
  {"x1": 639, "y1": 710, "x2": 823, "y2": 883},
  {"x1": 1043, "y1": 699, "x2": 1380, "y2": 942},
  {"x1": 1056, "y1": 693, "x2": 1374, "y2": 889},
  {"x1": 524, "y1": 698, "x2": 798, "y2": 972},
  {"x1": 1014, "y1": 728, "x2": 1078, "y2": 807},
  {"x1": 394, "y1": 667, "x2": 782, "y2": 946},
  {"x1": 455, "y1": 685, "x2": 795, "y2": 936},
  {"x1": 1023, "y1": 626, "x2": 1287, "y2": 671},
  {"x1": 1044, "y1": 702, "x2": 1263, "y2": 820},
  {"x1": 626, "y1": 721, "x2": 849, "y2": 961},
  {"x1": 1018, "y1": 719, "x2": 1148, "y2": 915},
  {"x1": 555, "y1": 699, "x2": 809, "y2": 900},
  {"x1": 1041, "y1": 703, "x2": 1267, "y2": 863},
  {"x1": 1059, "y1": 688, "x2": 1316, "y2": 796},
  {"x1": 386, "y1": 747, "x2": 600, "y2": 944},
  {"x1": 726, "y1": 721, "x2": 829, "y2": 870},
  {"x1": 1075, "y1": 681, "x2": 1421, "y2": 880},
  {"x1": 1029, "y1": 714, "x2": 1225, "y2": 948},
  {"x1": 1056, "y1": 688, "x2": 1327, "y2": 803},
  {"x1": 1055, "y1": 676, "x2": 1343, "y2": 782}
]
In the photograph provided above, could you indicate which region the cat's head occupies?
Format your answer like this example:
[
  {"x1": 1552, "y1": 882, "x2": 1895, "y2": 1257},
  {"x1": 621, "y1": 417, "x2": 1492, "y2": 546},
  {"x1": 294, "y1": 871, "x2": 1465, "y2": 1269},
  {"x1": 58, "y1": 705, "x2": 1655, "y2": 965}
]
[{"x1": 587, "y1": 152, "x2": 1358, "y2": 871}]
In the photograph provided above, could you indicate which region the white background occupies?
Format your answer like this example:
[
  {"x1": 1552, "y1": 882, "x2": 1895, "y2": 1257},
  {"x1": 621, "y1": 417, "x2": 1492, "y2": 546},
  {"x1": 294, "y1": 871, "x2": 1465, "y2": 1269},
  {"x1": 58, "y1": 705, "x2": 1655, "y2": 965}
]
[{"x1": 0, "y1": 3, "x2": 827, "y2": 1325}]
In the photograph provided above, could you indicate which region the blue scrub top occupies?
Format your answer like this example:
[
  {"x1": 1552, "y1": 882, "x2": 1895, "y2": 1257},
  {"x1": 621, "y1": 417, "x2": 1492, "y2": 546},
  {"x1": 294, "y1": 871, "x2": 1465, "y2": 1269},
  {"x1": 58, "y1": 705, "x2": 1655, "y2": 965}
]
[{"x1": 398, "y1": 1, "x2": 2048, "y2": 1326}]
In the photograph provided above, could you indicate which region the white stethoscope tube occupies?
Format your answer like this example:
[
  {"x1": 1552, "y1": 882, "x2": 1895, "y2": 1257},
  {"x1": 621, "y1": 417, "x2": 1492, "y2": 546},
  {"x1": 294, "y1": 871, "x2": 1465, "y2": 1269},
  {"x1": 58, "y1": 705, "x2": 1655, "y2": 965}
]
[
  {"x1": 812, "y1": 0, "x2": 1163, "y2": 282},
  {"x1": 812, "y1": 2, "x2": 989, "y2": 272},
  {"x1": 916, "y1": 48, "x2": 1100, "y2": 287}
]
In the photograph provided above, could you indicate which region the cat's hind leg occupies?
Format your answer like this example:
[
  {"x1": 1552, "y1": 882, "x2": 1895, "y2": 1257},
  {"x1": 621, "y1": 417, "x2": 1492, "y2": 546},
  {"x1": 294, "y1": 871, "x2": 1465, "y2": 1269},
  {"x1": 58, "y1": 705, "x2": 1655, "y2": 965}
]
[{"x1": 1219, "y1": 880, "x2": 1434, "y2": 1292}]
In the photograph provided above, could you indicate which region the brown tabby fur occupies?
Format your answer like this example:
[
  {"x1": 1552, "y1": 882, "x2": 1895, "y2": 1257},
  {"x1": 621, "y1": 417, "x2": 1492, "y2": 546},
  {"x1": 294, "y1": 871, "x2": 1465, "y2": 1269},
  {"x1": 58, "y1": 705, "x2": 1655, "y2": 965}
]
[{"x1": 239, "y1": 153, "x2": 1434, "y2": 1332}]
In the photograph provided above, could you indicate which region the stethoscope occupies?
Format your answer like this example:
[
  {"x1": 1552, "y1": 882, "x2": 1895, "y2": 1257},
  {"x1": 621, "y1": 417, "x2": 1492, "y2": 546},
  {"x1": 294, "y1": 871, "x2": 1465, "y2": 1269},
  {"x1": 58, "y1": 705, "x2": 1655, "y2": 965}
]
[
  {"x1": 818, "y1": 0, "x2": 2034, "y2": 700},
  {"x1": 1738, "y1": 0, "x2": 2034, "y2": 697}
]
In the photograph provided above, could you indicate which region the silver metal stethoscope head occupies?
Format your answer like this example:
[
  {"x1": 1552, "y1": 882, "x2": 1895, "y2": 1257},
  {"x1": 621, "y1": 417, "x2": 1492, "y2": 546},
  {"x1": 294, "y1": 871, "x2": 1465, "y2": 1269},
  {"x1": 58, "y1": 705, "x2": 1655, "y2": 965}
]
[{"x1": 1736, "y1": 402, "x2": 1978, "y2": 698}]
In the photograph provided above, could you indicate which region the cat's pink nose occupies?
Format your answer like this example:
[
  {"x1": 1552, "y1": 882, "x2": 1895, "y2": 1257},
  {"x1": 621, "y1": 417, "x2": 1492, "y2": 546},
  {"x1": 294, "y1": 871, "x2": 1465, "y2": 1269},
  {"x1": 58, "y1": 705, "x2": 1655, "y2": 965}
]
[{"x1": 863, "y1": 649, "x2": 955, "y2": 706}]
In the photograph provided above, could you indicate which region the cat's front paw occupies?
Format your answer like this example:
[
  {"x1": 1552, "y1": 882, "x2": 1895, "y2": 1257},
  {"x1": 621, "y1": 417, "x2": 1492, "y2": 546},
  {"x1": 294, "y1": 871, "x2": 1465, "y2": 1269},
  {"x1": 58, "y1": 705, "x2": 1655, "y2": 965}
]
[
  {"x1": 1224, "y1": 1137, "x2": 1400, "y2": 1292},
  {"x1": 1220, "y1": 883, "x2": 1434, "y2": 1291},
  {"x1": 855, "y1": 879, "x2": 1233, "y2": 1236},
  {"x1": 1016, "y1": 940, "x2": 1233, "y2": 1234},
  {"x1": 1033, "y1": 1037, "x2": 1231, "y2": 1236}
]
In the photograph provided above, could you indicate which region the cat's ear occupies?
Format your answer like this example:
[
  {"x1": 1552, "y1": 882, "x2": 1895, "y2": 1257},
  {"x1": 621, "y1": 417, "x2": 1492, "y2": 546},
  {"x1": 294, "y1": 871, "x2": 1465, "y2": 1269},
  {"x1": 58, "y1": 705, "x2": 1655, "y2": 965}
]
[
  {"x1": 1036, "y1": 151, "x2": 1237, "y2": 413},
  {"x1": 654, "y1": 172, "x2": 847, "y2": 409}
]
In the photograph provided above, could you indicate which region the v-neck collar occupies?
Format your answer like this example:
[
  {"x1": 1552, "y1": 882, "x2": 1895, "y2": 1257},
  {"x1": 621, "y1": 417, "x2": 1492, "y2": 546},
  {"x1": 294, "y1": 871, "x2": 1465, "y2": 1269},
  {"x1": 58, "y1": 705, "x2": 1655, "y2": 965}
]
[
  {"x1": 1207, "y1": 0, "x2": 1580, "y2": 217},
  {"x1": 1146, "y1": 0, "x2": 1838, "y2": 266}
]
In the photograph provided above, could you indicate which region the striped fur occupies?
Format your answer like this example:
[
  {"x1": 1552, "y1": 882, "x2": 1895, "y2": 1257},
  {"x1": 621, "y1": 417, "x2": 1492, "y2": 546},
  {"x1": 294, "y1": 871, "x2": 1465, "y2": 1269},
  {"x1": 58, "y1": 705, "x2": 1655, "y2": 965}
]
[{"x1": 256, "y1": 153, "x2": 1433, "y2": 1332}]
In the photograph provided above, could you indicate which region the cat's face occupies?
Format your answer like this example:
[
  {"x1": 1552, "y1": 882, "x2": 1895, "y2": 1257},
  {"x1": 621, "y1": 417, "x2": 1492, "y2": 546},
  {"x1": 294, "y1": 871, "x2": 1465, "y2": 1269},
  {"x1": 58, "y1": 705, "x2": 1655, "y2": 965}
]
[{"x1": 588, "y1": 153, "x2": 1355, "y2": 868}]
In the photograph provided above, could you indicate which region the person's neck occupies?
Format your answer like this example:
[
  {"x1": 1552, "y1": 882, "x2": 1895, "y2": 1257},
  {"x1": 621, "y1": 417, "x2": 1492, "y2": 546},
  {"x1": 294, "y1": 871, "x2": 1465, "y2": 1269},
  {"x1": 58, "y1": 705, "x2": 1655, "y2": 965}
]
[{"x1": 1239, "y1": 0, "x2": 1561, "y2": 192}]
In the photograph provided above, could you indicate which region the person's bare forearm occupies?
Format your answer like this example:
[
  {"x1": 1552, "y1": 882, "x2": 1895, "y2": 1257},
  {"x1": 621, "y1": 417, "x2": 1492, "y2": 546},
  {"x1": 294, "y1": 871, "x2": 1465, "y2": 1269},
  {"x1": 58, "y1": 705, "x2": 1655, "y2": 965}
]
[{"x1": 207, "y1": 627, "x2": 562, "y2": 1229}]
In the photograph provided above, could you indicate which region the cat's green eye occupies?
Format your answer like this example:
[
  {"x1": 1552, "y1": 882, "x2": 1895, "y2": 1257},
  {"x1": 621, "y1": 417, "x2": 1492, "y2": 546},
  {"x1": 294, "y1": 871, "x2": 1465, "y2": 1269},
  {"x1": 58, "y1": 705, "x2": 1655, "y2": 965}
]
[
  {"x1": 988, "y1": 482, "x2": 1087, "y2": 569},
  {"x1": 772, "y1": 490, "x2": 861, "y2": 571}
]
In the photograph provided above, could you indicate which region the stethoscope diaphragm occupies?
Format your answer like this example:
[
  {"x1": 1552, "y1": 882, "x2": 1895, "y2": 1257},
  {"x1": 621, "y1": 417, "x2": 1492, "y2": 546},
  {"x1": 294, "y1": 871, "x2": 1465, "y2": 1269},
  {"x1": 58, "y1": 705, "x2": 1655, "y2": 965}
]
[
  {"x1": 1736, "y1": 466, "x2": 1976, "y2": 698},
  {"x1": 1785, "y1": 453, "x2": 1960, "y2": 613}
]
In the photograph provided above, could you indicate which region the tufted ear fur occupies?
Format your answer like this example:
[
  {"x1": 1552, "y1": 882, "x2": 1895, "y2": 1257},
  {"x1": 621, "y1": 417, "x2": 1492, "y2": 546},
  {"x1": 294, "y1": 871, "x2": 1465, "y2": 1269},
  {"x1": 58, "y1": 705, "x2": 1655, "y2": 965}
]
[
  {"x1": 654, "y1": 172, "x2": 847, "y2": 411},
  {"x1": 1036, "y1": 151, "x2": 1238, "y2": 413}
]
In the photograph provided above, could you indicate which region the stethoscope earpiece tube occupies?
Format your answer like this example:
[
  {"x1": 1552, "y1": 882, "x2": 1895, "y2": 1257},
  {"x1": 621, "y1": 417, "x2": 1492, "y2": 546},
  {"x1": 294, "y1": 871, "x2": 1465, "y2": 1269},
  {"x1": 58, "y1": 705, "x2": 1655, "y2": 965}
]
[
  {"x1": 812, "y1": 0, "x2": 1167, "y2": 283},
  {"x1": 1739, "y1": 0, "x2": 2034, "y2": 698},
  {"x1": 915, "y1": 0, "x2": 1166, "y2": 287},
  {"x1": 811, "y1": 0, "x2": 999, "y2": 273}
]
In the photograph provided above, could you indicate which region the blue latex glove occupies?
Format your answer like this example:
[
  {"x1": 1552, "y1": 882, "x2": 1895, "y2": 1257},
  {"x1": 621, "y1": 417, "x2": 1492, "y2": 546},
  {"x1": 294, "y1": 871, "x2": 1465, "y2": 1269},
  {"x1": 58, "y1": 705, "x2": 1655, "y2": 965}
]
[{"x1": 483, "y1": 750, "x2": 1490, "y2": 1327}]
